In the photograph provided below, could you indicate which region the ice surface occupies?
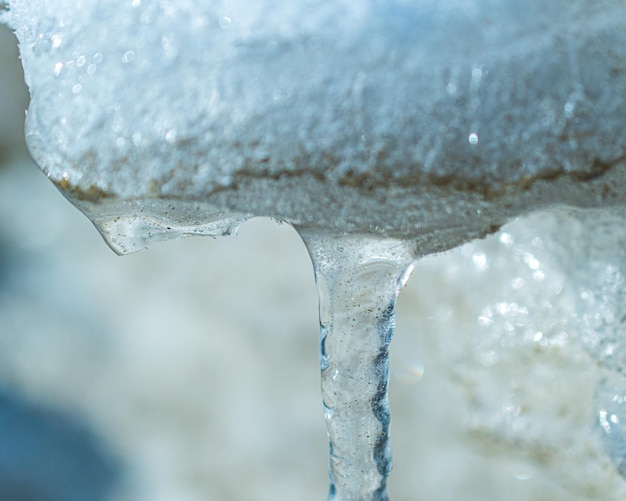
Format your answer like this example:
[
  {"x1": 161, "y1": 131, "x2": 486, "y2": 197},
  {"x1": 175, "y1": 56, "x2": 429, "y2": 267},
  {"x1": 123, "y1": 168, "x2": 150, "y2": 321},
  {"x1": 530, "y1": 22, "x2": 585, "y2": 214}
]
[
  {"x1": 2, "y1": 1, "x2": 626, "y2": 499},
  {"x1": 3, "y1": 0, "x2": 626, "y2": 252},
  {"x1": 301, "y1": 232, "x2": 416, "y2": 499}
]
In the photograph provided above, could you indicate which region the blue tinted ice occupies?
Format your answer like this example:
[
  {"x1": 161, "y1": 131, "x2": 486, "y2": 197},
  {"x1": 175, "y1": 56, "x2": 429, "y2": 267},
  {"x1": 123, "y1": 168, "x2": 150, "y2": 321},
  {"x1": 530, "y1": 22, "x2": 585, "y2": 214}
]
[
  {"x1": 3, "y1": 0, "x2": 626, "y2": 253},
  {"x1": 3, "y1": 2, "x2": 626, "y2": 499}
]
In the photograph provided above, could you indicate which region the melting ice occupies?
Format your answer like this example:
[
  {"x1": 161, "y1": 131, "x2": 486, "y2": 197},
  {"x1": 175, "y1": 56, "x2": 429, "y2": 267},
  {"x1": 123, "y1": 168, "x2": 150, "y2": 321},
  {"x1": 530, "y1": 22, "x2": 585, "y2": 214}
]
[{"x1": 2, "y1": 0, "x2": 626, "y2": 499}]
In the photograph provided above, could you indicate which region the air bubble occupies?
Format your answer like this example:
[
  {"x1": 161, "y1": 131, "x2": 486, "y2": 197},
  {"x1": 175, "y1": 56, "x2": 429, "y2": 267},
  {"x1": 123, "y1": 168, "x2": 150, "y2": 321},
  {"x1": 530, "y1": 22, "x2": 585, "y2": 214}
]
[
  {"x1": 50, "y1": 34, "x2": 63, "y2": 49},
  {"x1": 122, "y1": 50, "x2": 136, "y2": 64},
  {"x1": 499, "y1": 232, "x2": 513, "y2": 247},
  {"x1": 472, "y1": 252, "x2": 487, "y2": 271},
  {"x1": 164, "y1": 129, "x2": 177, "y2": 144}
]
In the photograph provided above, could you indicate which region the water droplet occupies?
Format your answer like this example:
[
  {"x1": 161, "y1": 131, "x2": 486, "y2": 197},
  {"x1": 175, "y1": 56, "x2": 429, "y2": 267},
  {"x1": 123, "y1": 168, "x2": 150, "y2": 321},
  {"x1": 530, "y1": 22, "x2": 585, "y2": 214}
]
[
  {"x1": 76, "y1": 55, "x2": 86, "y2": 67},
  {"x1": 51, "y1": 34, "x2": 63, "y2": 49},
  {"x1": 499, "y1": 233, "x2": 514, "y2": 246},
  {"x1": 600, "y1": 409, "x2": 612, "y2": 434},
  {"x1": 161, "y1": 36, "x2": 179, "y2": 59},
  {"x1": 72, "y1": 84, "x2": 82, "y2": 94},
  {"x1": 468, "y1": 133, "x2": 479, "y2": 145},
  {"x1": 164, "y1": 129, "x2": 177, "y2": 144},
  {"x1": 65, "y1": 60, "x2": 76, "y2": 77},
  {"x1": 472, "y1": 252, "x2": 487, "y2": 271},
  {"x1": 122, "y1": 50, "x2": 136, "y2": 64},
  {"x1": 511, "y1": 277, "x2": 524, "y2": 290},
  {"x1": 471, "y1": 66, "x2": 483, "y2": 82},
  {"x1": 522, "y1": 252, "x2": 540, "y2": 270},
  {"x1": 478, "y1": 309, "x2": 493, "y2": 326}
]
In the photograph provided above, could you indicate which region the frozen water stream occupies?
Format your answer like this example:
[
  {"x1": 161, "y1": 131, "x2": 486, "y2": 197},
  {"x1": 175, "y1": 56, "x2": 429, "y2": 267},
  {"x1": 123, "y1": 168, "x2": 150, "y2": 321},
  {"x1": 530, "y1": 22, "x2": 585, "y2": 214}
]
[
  {"x1": 300, "y1": 232, "x2": 416, "y2": 500},
  {"x1": 2, "y1": 0, "x2": 626, "y2": 499}
]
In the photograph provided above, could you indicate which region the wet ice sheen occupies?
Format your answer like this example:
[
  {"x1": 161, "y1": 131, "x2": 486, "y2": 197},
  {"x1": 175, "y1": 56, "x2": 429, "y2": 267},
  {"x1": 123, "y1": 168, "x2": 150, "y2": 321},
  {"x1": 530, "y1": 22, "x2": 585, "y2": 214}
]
[
  {"x1": 4, "y1": 0, "x2": 626, "y2": 253},
  {"x1": 3, "y1": 0, "x2": 626, "y2": 499},
  {"x1": 300, "y1": 232, "x2": 416, "y2": 500}
]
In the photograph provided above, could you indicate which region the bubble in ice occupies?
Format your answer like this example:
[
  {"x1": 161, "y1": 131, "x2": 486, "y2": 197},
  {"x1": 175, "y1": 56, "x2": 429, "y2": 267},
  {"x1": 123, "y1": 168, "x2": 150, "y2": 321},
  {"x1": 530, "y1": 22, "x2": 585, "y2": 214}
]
[{"x1": 596, "y1": 375, "x2": 626, "y2": 478}]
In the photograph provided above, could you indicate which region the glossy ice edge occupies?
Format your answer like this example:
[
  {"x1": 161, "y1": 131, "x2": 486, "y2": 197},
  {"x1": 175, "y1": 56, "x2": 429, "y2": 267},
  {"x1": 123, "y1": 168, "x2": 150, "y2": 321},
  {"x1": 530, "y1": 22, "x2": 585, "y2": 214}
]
[
  {"x1": 4, "y1": 0, "x2": 626, "y2": 253},
  {"x1": 63, "y1": 195, "x2": 250, "y2": 255},
  {"x1": 57, "y1": 158, "x2": 626, "y2": 255}
]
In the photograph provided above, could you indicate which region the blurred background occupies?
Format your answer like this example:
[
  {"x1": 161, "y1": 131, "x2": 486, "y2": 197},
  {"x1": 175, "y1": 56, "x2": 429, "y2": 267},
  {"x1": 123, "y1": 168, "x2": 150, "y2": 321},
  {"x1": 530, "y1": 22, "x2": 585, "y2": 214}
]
[{"x1": 2, "y1": 21, "x2": 626, "y2": 501}]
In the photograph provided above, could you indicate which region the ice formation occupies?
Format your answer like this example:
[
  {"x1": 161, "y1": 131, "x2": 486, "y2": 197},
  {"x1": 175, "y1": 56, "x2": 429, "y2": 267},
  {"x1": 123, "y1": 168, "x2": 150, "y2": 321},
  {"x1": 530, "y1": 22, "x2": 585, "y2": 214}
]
[
  {"x1": 2, "y1": 0, "x2": 625, "y2": 253},
  {"x1": 3, "y1": 0, "x2": 626, "y2": 500}
]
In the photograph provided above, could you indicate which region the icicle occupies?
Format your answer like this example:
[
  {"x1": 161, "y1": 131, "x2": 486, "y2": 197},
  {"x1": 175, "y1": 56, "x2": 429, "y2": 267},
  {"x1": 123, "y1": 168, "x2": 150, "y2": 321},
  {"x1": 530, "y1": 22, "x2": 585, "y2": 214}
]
[{"x1": 299, "y1": 230, "x2": 416, "y2": 500}]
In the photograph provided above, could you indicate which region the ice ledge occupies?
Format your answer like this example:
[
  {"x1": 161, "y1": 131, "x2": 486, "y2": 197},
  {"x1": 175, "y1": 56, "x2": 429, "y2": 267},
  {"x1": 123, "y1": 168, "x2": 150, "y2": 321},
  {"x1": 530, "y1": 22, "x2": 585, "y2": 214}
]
[
  {"x1": 59, "y1": 156, "x2": 626, "y2": 255},
  {"x1": 3, "y1": 0, "x2": 626, "y2": 253}
]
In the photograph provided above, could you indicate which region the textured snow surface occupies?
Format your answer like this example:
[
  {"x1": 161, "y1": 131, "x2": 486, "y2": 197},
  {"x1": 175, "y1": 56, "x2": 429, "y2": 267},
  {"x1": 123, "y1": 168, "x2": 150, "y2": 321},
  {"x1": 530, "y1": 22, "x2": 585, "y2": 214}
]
[{"x1": 4, "y1": 0, "x2": 626, "y2": 252}]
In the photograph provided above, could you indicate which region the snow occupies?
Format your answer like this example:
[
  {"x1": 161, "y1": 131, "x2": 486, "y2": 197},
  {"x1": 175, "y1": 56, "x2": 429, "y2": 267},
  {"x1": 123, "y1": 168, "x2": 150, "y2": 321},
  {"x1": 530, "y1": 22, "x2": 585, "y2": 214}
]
[{"x1": 3, "y1": 0, "x2": 626, "y2": 251}]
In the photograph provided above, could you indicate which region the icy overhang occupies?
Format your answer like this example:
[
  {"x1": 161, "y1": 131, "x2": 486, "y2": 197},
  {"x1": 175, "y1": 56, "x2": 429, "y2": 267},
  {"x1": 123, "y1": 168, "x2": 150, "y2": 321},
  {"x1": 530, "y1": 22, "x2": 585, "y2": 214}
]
[{"x1": 3, "y1": 0, "x2": 626, "y2": 253}]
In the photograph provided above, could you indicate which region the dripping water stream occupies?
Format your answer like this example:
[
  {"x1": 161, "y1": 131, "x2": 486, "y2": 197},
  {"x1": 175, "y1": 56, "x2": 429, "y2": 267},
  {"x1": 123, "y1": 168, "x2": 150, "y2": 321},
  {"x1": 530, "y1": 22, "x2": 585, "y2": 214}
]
[{"x1": 298, "y1": 230, "x2": 417, "y2": 501}]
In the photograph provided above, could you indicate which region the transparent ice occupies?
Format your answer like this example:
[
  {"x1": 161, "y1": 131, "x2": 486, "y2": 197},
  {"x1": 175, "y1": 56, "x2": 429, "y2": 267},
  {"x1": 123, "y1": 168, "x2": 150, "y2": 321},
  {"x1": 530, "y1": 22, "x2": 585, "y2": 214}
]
[
  {"x1": 2, "y1": 0, "x2": 626, "y2": 499},
  {"x1": 300, "y1": 232, "x2": 416, "y2": 499}
]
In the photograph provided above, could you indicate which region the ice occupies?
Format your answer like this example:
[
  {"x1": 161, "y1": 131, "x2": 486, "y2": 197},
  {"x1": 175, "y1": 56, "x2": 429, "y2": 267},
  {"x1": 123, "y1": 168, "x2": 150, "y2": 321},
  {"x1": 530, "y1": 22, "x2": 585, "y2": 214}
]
[
  {"x1": 3, "y1": 0, "x2": 626, "y2": 253},
  {"x1": 300, "y1": 232, "x2": 416, "y2": 499},
  {"x1": 2, "y1": 0, "x2": 626, "y2": 499}
]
